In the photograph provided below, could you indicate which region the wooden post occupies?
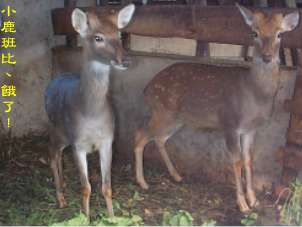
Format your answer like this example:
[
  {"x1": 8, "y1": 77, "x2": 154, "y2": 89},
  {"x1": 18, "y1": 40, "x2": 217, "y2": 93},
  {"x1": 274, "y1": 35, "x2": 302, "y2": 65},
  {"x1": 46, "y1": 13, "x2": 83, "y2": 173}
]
[
  {"x1": 65, "y1": 0, "x2": 77, "y2": 48},
  {"x1": 101, "y1": 0, "x2": 109, "y2": 6},
  {"x1": 286, "y1": 0, "x2": 298, "y2": 66},
  {"x1": 240, "y1": 0, "x2": 254, "y2": 61},
  {"x1": 121, "y1": 0, "x2": 133, "y2": 5},
  {"x1": 186, "y1": 0, "x2": 209, "y2": 57},
  {"x1": 276, "y1": 1, "x2": 302, "y2": 195}
]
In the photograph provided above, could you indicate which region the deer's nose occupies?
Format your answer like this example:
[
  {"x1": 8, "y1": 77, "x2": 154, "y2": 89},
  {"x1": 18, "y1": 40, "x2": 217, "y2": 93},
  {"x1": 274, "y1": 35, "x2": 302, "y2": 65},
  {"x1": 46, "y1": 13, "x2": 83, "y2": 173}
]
[
  {"x1": 262, "y1": 54, "x2": 272, "y2": 63},
  {"x1": 121, "y1": 56, "x2": 131, "y2": 68}
]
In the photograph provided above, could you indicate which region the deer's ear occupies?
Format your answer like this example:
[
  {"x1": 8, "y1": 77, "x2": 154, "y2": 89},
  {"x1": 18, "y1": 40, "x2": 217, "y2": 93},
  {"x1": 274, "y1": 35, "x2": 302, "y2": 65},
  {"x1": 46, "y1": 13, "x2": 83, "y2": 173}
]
[
  {"x1": 72, "y1": 8, "x2": 88, "y2": 37},
  {"x1": 236, "y1": 3, "x2": 254, "y2": 27},
  {"x1": 281, "y1": 11, "x2": 299, "y2": 32},
  {"x1": 117, "y1": 4, "x2": 135, "y2": 29}
]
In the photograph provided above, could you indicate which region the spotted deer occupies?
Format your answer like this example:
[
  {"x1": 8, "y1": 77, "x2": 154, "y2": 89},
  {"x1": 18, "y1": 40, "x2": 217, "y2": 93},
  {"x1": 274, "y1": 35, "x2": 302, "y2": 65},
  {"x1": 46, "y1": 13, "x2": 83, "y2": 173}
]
[
  {"x1": 134, "y1": 4, "x2": 299, "y2": 212},
  {"x1": 44, "y1": 4, "x2": 135, "y2": 217}
]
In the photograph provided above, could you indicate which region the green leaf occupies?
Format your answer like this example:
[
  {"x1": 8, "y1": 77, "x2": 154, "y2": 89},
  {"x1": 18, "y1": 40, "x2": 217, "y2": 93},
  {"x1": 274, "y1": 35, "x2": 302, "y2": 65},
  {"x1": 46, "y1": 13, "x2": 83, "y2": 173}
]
[
  {"x1": 202, "y1": 219, "x2": 217, "y2": 226},
  {"x1": 179, "y1": 215, "x2": 190, "y2": 226},
  {"x1": 95, "y1": 215, "x2": 143, "y2": 226},
  {"x1": 112, "y1": 200, "x2": 121, "y2": 212},
  {"x1": 240, "y1": 212, "x2": 258, "y2": 226},
  {"x1": 130, "y1": 214, "x2": 143, "y2": 224},
  {"x1": 133, "y1": 191, "x2": 144, "y2": 201},
  {"x1": 161, "y1": 210, "x2": 193, "y2": 226},
  {"x1": 51, "y1": 213, "x2": 89, "y2": 226}
]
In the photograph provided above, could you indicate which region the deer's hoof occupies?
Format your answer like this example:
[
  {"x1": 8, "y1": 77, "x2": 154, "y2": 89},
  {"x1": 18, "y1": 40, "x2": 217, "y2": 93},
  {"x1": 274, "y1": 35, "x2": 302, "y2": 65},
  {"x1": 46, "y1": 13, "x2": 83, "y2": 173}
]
[
  {"x1": 138, "y1": 180, "x2": 149, "y2": 190},
  {"x1": 173, "y1": 174, "x2": 182, "y2": 182},
  {"x1": 58, "y1": 195, "x2": 67, "y2": 208},
  {"x1": 239, "y1": 205, "x2": 251, "y2": 213},
  {"x1": 82, "y1": 207, "x2": 90, "y2": 218},
  {"x1": 247, "y1": 191, "x2": 259, "y2": 208},
  {"x1": 249, "y1": 199, "x2": 260, "y2": 208},
  {"x1": 108, "y1": 209, "x2": 114, "y2": 218},
  {"x1": 62, "y1": 181, "x2": 67, "y2": 189},
  {"x1": 238, "y1": 197, "x2": 251, "y2": 213}
]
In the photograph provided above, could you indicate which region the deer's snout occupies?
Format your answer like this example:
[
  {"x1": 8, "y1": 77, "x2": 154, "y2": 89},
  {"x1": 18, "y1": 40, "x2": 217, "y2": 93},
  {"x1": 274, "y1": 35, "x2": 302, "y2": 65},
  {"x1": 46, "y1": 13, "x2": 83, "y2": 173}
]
[
  {"x1": 110, "y1": 41, "x2": 131, "y2": 70},
  {"x1": 262, "y1": 54, "x2": 273, "y2": 63}
]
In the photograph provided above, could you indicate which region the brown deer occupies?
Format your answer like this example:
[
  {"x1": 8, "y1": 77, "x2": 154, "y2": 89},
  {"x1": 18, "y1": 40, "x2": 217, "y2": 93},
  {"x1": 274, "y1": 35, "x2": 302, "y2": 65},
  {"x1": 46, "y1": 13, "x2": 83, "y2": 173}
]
[
  {"x1": 134, "y1": 4, "x2": 299, "y2": 212},
  {"x1": 44, "y1": 5, "x2": 135, "y2": 217}
]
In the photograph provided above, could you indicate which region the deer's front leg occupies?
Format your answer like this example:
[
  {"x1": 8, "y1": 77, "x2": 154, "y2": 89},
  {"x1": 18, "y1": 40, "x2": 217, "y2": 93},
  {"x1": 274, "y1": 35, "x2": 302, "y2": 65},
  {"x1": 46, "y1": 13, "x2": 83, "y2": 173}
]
[
  {"x1": 242, "y1": 132, "x2": 259, "y2": 208},
  {"x1": 226, "y1": 131, "x2": 250, "y2": 213},
  {"x1": 99, "y1": 139, "x2": 114, "y2": 217},
  {"x1": 73, "y1": 147, "x2": 91, "y2": 217}
]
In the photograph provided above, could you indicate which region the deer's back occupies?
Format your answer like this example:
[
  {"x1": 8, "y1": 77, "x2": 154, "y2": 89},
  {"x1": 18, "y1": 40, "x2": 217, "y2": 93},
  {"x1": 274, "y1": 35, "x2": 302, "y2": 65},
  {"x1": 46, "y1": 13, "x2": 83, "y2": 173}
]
[
  {"x1": 45, "y1": 73, "x2": 80, "y2": 126},
  {"x1": 144, "y1": 63, "x2": 249, "y2": 129}
]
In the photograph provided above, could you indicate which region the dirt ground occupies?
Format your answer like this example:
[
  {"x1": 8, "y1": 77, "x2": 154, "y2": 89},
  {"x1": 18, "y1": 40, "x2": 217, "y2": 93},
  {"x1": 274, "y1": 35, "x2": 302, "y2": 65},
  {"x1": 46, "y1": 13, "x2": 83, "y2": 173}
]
[{"x1": 0, "y1": 135, "x2": 282, "y2": 225}]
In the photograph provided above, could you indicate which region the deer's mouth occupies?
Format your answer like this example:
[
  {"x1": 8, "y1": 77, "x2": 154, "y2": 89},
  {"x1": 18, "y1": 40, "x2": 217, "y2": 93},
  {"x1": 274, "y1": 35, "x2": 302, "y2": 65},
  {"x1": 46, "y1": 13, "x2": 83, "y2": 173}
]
[{"x1": 110, "y1": 58, "x2": 131, "y2": 70}]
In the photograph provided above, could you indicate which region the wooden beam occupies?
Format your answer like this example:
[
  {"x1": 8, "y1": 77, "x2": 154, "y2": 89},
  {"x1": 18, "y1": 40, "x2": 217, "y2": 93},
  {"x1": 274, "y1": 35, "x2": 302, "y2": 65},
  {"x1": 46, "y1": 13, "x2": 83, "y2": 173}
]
[
  {"x1": 64, "y1": 0, "x2": 77, "y2": 47},
  {"x1": 51, "y1": 5, "x2": 302, "y2": 48},
  {"x1": 187, "y1": 0, "x2": 209, "y2": 57}
]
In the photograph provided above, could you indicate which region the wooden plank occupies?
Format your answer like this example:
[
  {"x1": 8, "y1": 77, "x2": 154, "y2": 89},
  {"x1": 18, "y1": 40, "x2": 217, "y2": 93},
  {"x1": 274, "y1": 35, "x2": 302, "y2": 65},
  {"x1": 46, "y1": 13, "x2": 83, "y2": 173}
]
[
  {"x1": 64, "y1": 0, "x2": 77, "y2": 47},
  {"x1": 187, "y1": 0, "x2": 209, "y2": 57},
  {"x1": 51, "y1": 5, "x2": 302, "y2": 48},
  {"x1": 284, "y1": 145, "x2": 302, "y2": 170}
]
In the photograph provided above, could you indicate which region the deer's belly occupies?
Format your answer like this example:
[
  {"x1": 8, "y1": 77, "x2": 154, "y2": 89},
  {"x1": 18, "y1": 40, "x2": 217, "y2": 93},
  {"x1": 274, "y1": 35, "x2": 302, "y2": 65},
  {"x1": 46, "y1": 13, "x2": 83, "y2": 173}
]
[
  {"x1": 239, "y1": 109, "x2": 272, "y2": 133},
  {"x1": 72, "y1": 115, "x2": 114, "y2": 153},
  {"x1": 180, "y1": 110, "x2": 221, "y2": 130}
]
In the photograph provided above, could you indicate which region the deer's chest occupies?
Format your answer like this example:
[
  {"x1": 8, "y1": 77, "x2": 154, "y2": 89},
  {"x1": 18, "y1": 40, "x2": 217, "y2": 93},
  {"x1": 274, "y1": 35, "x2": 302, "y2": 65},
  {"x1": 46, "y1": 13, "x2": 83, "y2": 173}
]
[{"x1": 239, "y1": 95, "x2": 274, "y2": 132}]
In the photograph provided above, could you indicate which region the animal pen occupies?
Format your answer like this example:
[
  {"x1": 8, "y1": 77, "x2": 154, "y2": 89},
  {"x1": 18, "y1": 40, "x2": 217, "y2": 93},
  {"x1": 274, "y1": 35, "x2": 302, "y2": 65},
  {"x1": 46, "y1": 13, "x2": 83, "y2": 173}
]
[{"x1": 1, "y1": 0, "x2": 302, "y2": 225}]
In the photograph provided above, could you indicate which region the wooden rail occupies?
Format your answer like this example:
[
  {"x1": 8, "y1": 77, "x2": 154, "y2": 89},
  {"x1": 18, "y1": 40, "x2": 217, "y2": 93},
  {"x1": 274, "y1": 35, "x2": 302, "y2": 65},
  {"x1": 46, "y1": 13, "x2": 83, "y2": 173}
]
[{"x1": 52, "y1": 5, "x2": 302, "y2": 48}]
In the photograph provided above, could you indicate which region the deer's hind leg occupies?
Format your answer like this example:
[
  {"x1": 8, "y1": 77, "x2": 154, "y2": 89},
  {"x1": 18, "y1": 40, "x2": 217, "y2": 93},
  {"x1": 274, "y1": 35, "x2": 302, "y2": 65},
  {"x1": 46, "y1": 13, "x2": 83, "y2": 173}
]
[
  {"x1": 134, "y1": 109, "x2": 183, "y2": 189},
  {"x1": 154, "y1": 123, "x2": 183, "y2": 183},
  {"x1": 134, "y1": 127, "x2": 152, "y2": 189},
  {"x1": 49, "y1": 134, "x2": 67, "y2": 208}
]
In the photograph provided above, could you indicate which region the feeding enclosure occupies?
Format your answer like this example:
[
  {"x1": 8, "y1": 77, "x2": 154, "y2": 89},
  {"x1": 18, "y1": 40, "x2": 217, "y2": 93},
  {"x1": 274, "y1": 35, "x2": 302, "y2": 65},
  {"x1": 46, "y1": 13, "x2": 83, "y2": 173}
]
[{"x1": 1, "y1": 0, "x2": 302, "y2": 225}]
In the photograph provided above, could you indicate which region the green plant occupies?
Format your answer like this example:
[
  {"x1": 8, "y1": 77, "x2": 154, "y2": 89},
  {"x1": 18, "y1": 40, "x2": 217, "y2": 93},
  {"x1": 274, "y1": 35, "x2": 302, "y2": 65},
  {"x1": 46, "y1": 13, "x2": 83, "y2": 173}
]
[
  {"x1": 201, "y1": 218, "x2": 217, "y2": 226},
  {"x1": 95, "y1": 215, "x2": 143, "y2": 226},
  {"x1": 280, "y1": 179, "x2": 302, "y2": 225},
  {"x1": 49, "y1": 199, "x2": 143, "y2": 226},
  {"x1": 94, "y1": 199, "x2": 143, "y2": 226},
  {"x1": 240, "y1": 212, "x2": 258, "y2": 226},
  {"x1": 51, "y1": 213, "x2": 89, "y2": 226},
  {"x1": 162, "y1": 210, "x2": 194, "y2": 226}
]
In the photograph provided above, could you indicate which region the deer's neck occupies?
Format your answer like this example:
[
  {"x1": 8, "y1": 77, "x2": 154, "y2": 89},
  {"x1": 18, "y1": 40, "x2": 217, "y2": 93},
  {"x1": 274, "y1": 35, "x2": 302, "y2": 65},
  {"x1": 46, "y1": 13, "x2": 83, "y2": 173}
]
[
  {"x1": 246, "y1": 52, "x2": 280, "y2": 100},
  {"x1": 80, "y1": 54, "x2": 111, "y2": 112}
]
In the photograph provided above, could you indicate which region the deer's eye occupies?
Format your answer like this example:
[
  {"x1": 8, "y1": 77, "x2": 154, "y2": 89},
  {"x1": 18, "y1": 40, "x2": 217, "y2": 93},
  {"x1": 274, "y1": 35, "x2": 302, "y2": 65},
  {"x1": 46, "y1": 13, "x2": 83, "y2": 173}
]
[
  {"x1": 251, "y1": 31, "x2": 258, "y2": 38},
  {"x1": 95, "y1": 35, "x2": 104, "y2": 42},
  {"x1": 277, "y1": 33, "x2": 282, "y2": 38}
]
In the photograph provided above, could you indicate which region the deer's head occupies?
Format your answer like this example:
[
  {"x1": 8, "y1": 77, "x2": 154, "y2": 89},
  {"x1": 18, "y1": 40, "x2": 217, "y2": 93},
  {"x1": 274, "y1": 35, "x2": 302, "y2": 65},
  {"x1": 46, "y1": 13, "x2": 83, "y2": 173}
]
[
  {"x1": 71, "y1": 4, "x2": 135, "y2": 70},
  {"x1": 237, "y1": 4, "x2": 299, "y2": 64}
]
